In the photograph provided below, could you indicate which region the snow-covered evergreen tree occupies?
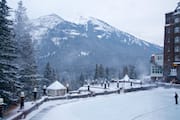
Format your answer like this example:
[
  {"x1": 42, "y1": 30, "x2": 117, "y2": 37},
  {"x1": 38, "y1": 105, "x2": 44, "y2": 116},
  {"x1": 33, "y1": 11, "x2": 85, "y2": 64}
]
[
  {"x1": 79, "y1": 73, "x2": 85, "y2": 86},
  {"x1": 0, "y1": 0, "x2": 19, "y2": 104},
  {"x1": 128, "y1": 65, "x2": 137, "y2": 79},
  {"x1": 94, "y1": 64, "x2": 99, "y2": 80},
  {"x1": 14, "y1": 1, "x2": 38, "y2": 99},
  {"x1": 99, "y1": 64, "x2": 105, "y2": 79},
  {"x1": 105, "y1": 67, "x2": 110, "y2": 80},
  {"x1": 122, "y1": 65, "x2": 128, "y2": 76},
  {"x1": 43, "y1": 62, "x2": 55, "y2": 85}
]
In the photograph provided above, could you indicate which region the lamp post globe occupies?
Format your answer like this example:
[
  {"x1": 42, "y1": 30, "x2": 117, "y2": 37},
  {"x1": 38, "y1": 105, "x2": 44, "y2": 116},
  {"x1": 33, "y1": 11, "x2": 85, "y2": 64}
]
[
  {"x1": 87, "y1": 83, "x2": 90, "y2": 91},
  {"x1": 20, "y1": 92, "x2": 25, "y2": 109},
  {"x1": 43, "y1": 85, "x2": 47, "y2": 96},
  {"x1": 0, "y1": 98, "x2": 4, "y2": 118},
  {"x1": 33, "y1": 87, "x2": 37, "y2": 101},
  {"x1": 66, "y1": 83, "x2": 69, "y2": 93}
]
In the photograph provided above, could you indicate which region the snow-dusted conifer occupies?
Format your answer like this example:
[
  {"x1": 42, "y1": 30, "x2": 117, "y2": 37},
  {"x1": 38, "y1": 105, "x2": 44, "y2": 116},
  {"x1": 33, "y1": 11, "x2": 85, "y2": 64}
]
[
  {"x1": 0, "y1": 0, "x2": 19, "y2": 104},
  {"x1": 94, "y1": 64, "x2": 99, "y2": 80},
  {"x1": 14, "y1": 1, "x2": 38, "y2": 99},
  {"x1": 44, "y1": 62, "x2": 54, "y2": 85},
  {"x1": 99, "y1": 64, "x2": 105, "y2": 79},
  {"x1": 79, "y1": 73, "x2": 85, "y2": 86}
]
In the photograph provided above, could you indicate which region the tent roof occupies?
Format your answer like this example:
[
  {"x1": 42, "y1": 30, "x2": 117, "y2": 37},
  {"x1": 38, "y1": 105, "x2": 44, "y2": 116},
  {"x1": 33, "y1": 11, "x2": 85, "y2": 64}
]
[
  {"x1": 123, "y1": 74, "x2": 130, "y2": 81},
  {"x1": 47, "y1": 81, "x2": 66, "y2": 90}
]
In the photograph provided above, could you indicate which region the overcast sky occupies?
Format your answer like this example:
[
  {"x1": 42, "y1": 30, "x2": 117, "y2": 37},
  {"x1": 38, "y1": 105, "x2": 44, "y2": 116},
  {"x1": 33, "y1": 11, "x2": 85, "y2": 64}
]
[{"x1": 8, "y1": 0, "x2": 179, "y2": 46}]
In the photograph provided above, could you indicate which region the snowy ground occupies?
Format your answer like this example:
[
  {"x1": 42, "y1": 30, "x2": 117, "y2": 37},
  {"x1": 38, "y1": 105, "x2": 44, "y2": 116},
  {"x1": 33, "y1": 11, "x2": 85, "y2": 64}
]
[{"x1": 25, "y1": 87, "x2": 180, "y2": 120}]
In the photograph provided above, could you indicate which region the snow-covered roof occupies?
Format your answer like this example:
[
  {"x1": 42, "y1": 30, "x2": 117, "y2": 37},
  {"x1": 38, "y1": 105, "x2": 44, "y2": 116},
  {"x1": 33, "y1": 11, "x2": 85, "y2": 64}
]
[
  {"x1": 47, "y1": 81, "x2": 66, "y2": 90},
  {"x1": 123, "y1": 74, "x2": 130, "y2": 81}
]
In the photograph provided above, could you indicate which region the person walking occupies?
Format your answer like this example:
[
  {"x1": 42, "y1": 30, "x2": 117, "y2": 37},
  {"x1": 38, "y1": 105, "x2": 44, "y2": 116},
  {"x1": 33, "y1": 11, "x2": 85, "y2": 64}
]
[{"x1": 175, "y1": 92, "x2": 178, "y2": 104}]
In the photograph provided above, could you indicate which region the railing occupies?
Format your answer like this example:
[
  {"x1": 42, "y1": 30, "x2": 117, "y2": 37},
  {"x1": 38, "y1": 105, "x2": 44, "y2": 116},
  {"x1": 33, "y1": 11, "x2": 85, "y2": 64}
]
[{"x1": 7, "y1": 85, "x2": 157, "y2": 120}]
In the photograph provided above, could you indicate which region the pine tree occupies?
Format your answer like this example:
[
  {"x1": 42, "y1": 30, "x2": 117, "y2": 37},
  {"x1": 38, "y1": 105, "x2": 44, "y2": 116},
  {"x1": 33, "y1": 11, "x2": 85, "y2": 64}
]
[
  {"x1": 128, "y1": 65, "x2": 137, "y2": 79},
  {"x1": 44, "y1": 62, "x2": 52, "y2": 83},
  {"x1": 118, "y1": 70, "x2": 122, "y2": 79},
  {"x1": 0, "y1": 0, "x2": 19, "y2": 104},
  {"x1": 52, "y1": 69, "x2": 58, "y2": 81},
  {"x1": 94, "y1": 64, "x2": 99, "y2": 80},
  {"x1": 99, "y1": 64, "x2": 105, "y2": 79},
  {"x1": 105, "y1": 67, "x2": 110, "y2": 80},
  {"x1": 79, "y1": 73, "x2": 85, "y2": 86},
  {"x1": 122, "y1": 65, "x2": 128, "y2": 77},
  {"x1": 14, "y1": 1, "x2": 38, "y2": 99},
  {"x1": 43, "y1": 62, "x2": 57, "y2": 85}
]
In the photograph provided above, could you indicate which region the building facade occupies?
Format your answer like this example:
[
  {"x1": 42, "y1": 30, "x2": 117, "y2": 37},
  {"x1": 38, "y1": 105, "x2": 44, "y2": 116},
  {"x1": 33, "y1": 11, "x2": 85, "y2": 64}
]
[
  {"x1": 150, "y1": 54, "x2": 163, "y2": 81},
  {"x1": 164, "y1": 2, "x2": 180, "y2": 82}
]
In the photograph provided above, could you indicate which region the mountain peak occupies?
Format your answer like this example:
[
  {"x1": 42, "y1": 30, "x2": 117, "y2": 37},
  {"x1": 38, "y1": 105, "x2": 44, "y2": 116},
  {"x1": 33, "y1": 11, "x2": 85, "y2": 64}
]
[
  {"x1": 29, "y1": 14, "x2": 65, "y2": 45},
  {"x1": 76, "y1": 16, "x2": 115, "y2": 32},
  {"x1": 31, "y1": 14, "x2": 64, "y2": 29},
  {"x1": 36, "y1": 13, "x2": 64, "y2": 21}
]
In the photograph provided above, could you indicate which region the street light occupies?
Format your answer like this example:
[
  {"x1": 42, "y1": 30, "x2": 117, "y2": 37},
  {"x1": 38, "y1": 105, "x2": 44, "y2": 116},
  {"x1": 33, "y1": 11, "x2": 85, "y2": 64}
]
[
  {"x1": 0, "y1": 98, "x2": 4, "y2": 118},
  {"x1": 117, "y1": 80, "x2": 120, "y2": 88},
  {"x1": 43, "y1": 85, "x2": 47, "y2": 96},
  {"x1": 66, "y1": 83, "x2": 69, "y2": 93},
  {"x1": 140, "y1": 81, "x2": 142, "y2": 88},
  {"x1": 33, "y1": 87, "x2": 37, "y2": 102},
  {"x1": 130, "y1": 82, "x2": 133, "y2": 87},
  {"x1": 20, "y1": 92, "x2": 25, "y2": 109},
  {"x1": 104, "y1": 81, "x2": 107, "y2": 89},
  {"x1": 107, "y1": 81, "x2": 110, "y2": 88},
  {"x1": 87, "y1": 83, "x2": 90, "y2": 91}
]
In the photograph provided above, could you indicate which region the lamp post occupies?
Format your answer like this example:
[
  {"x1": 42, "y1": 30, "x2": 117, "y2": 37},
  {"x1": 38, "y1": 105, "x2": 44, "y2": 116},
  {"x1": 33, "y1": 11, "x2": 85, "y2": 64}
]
[
  {"x1": 107, "y1": 81, "x2": 110, "y2": 88},
  {"x1": 117, "y1": 80, "x2": 119, "y2": 88},
  {"x1": 33, "y1": 87, "x2": 37, "y2": 102},
  {"x1": 66, "y1": 83, "x2": 69, "y2": 93},
  {"x1": 43, "y1": 85, "x2": 47, "y2": 96},
  {"x1": 0, "y1": 98, "x2": 4, "y2": 118},
  {"x1": 87, "y1": 83, "x2": 90, "y2": 91},
  {"x1": 140, "y1": 81, "x2": 142, "y2": 88},
  {"x1": 130, "y1": 82, "x2": 133, "y2": 87},
  {"x1": 20, "y1": 92, "x2": 25, "y2": 109},
  {"x1": 104, "y1": 81, "x2": 107, "y2": 89}
]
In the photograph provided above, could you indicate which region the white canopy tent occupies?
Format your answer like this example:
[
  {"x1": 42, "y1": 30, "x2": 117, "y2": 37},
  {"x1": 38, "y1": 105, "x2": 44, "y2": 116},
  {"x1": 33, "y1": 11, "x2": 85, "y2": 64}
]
[{"x1": 47, "y1": 81, "x2": 67, "y2": 96}]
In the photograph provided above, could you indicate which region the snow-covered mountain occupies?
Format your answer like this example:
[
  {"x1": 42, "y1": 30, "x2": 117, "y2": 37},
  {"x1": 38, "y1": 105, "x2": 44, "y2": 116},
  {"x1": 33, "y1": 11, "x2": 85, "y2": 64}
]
[
  {"x1": 29, "y1": 14, "x2": 162, "y2": 75},
  {"x1": 29, "y1": 14, "x2": 64, "y2": 45}
]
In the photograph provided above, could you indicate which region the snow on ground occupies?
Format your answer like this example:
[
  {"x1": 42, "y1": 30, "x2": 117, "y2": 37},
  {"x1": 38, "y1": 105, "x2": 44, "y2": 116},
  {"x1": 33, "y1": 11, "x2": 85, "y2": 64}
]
[
  {"x1": 25, "y1": 99, "x2": 78, "y2": 120},
  {"x1": 6, "y1": 97, "x2": 47, "y2": 120},
  {"x1": 79, "y1": 81, "x2": 152, "y2": 93},
  {"x1": 26, "y1": 87, "x2": 180, "y2": 120}
]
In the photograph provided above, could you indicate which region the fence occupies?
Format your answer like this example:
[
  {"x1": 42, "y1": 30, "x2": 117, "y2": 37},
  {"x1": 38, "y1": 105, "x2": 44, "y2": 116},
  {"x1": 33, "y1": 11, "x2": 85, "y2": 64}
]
[{"x1": 7, "y1": 85, "x2": 157, "y2": 120}]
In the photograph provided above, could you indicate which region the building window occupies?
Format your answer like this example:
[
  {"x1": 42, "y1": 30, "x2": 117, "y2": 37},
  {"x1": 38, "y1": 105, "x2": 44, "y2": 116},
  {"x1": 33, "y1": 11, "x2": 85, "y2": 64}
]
[
  {"x1": 175, "y1": 18, "x2": 180, "y2": 23},
  {"x1": 174, "y1": 27, "x2": 180, "y2": 33},
  {"x1": 166, "y1": 28, "x2": 171, "y2": 34},
  {"x1": 167, "y1": 47, "x2": 170, "y2": 52},
  {"x1": 170, "y1": 68, "x2": 177, "y2": 76},
  {"x1": 175, "y1": 46, "x2": 180, "y2": 52},
  {"x1": 166, "y1": 17, "x2": 171, "y2": 24},
  {"x1": 157, "y1": 55, "x2": 162, "y2": 60},
  {"x1": 175, "y1": 55, "x2": 180, "y2": 61},
  {"x1": 152, "y1": 66, "x2": 162, "y2": 74},
  {"x1": 175, "y1": 36, "x2": 180, "y2": 43},
  {"x1": 168, "y1": 56, "x2": 171, "y2": 61},
  {"x1": 167, "y1": 37, "x2": 170, "y2": 43}
]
